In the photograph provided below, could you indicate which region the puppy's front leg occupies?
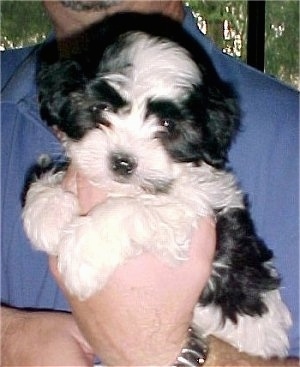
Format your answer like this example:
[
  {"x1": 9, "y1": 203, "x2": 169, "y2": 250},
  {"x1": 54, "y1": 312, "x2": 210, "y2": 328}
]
[
  {"x1": 57, "y1": 197, "x2": 141, "y2": 300},
  {"x1": 57, "y1": 197, "x2": 197, "y2": 299},
  {"x1": 23, "y1": 172, "x2": 80, "y2": 255}
]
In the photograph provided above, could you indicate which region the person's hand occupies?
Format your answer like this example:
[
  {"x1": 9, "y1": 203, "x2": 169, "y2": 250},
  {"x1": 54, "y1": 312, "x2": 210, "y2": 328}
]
[
  {"x1": 1, "y1": 306, "x2": 94, "y2": 366},
  {"x1": 49, "y1": 166, "x2": 216, "y2": 365}
]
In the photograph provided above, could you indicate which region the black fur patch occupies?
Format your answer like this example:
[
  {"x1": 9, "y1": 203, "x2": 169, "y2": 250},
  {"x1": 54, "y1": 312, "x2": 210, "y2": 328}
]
[
  {"x1": 200, "y1": 208, "x2": 280, "y2": 322},
  {"x1": 146, "y1": 98, "x2": 203, "y2": 162},
  {"x1": 21, "y1": 157, "x2": 69, "y2": 207}
]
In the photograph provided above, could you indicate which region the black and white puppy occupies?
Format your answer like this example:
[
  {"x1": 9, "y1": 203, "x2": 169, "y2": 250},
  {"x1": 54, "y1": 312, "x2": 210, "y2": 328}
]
[{"x1": 23, "y1": 13, "x2": 291, "y2": 357}]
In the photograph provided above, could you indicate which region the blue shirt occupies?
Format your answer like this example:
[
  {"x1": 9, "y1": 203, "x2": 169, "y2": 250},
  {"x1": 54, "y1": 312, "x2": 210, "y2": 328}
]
[{"x1": 1, "y1": 9, "x2": 299, "y2": 356}]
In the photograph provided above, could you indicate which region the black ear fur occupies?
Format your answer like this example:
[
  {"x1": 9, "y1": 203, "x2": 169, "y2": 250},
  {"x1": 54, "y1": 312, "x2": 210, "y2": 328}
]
[
  {"x1": 200, "y1": 208, "x2": 280, "y2": 323},
  {"x1": 38, "y1": 58, "x2": 86, "y2": 133},
  {"x1": 200, "y1": 80, "x2": 240, "y2": 168},
  {"x1": 184, "y1": 80, "x2": 240, "y2": 168}
]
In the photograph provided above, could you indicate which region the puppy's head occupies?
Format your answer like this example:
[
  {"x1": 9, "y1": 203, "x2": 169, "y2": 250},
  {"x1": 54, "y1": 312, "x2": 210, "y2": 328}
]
[{"x1": 38, "y1": 13, "x2": 240, "y2": 190}]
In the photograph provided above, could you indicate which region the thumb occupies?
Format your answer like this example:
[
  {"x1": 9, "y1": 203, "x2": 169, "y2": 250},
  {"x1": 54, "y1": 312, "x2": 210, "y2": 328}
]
[{"x1": 76, "y1": 172, "x2": 107, "y2": 214}]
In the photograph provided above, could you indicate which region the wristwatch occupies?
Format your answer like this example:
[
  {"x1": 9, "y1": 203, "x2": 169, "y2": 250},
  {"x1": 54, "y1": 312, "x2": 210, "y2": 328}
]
[{"x1": 173, "y1": 326, "x2": 208, "y2": 366}]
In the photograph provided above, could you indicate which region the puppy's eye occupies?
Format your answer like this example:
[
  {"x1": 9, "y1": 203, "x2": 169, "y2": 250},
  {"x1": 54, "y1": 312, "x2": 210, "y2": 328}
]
[
  {"x1": 160, "y1": 118, "x2": 175, "y2": 132},
  {"x1": 89, "y1": 102, "x2": 113, "y2": 114},
  {"x1": 89, "y1": 103, "x2": 112, "y2": 128}
]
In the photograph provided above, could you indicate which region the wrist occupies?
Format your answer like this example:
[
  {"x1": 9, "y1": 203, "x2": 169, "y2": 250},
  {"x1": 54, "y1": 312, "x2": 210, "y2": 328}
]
[{"x1": 172, "y1": 326, "x2": 208, "y2": 367}]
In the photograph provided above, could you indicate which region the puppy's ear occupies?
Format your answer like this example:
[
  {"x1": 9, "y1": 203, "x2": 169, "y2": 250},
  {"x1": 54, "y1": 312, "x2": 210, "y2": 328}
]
[
  {"x1": 38, "y1": 59, "x2": 86, "y2": 131},
  {"x1": 200, "y1": 79, "x2": 240, "y2": 168}
]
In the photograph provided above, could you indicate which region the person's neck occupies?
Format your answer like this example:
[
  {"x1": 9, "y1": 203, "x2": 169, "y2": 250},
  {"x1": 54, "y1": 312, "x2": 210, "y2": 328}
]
[{"x1": 44, "y1": 1, "x2": 184, "y2": 40}]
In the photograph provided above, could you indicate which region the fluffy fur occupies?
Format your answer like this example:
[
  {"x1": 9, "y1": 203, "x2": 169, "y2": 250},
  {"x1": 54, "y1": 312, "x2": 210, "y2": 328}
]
[{"x1": 23, "y1": 13, "x2": 291, "y2": 357}]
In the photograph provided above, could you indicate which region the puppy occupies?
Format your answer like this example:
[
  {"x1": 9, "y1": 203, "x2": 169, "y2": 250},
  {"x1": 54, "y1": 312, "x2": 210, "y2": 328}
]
[{"x1": 23, "y1": 13, "x2": 291, "y2": 358}]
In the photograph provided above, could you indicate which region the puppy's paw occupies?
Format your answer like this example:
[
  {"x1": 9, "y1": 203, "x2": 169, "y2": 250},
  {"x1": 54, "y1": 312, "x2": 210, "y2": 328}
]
[
  {"x1": 58, "y1": 203, "x2": 134, "y2": 299},
  {"x1": 144, "y1": 203, "x2": 196, "y2": 263},
  {"x1": 23, "y1": 180, "x2": 79, "y2": 255}
]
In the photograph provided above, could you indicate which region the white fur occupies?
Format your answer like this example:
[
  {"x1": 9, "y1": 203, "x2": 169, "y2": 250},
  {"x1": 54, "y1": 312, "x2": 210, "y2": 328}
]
[
  {"x1": 22, "y1": 171, "x2": 79, "y2": 255},
  {"x1": 99, "y1": 32, "x2": 202, "y2": 102}
]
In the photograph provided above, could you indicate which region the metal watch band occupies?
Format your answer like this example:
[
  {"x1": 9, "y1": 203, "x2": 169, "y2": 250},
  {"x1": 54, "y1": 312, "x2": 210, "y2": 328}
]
[{"x1": 173, "y1": 326, "x2": 208, "y2": 367}]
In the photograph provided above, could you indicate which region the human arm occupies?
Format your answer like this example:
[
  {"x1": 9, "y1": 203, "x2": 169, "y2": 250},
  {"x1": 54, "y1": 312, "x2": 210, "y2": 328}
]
[{"x1": 1, "y1": 305, "x2": 95, "y2": 366}]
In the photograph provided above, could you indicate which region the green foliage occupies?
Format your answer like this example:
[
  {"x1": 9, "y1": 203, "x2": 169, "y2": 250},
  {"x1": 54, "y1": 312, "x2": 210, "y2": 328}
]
[
  {"x1": 265, "y1": 1, "x2": 299, "y2": 88},
  {"x1": 186, "y1": 1, "x2": 247, "y2": 59},
  {"x1": 1, "y1": 1, "x2": 51, "y2": 48}
]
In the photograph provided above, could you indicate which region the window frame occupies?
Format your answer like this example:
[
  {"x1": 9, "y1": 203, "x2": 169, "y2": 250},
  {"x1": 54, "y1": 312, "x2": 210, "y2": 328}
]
[{"x1": 246, "y1": 1, "x2": 266, "y2": 72}]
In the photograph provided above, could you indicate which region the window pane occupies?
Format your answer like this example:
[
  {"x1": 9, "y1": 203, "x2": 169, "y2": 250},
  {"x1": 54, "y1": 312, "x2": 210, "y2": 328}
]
[
  {"x1": 0, "y1": 1, "x2": 51, "y2": 49},
  {"x1": 265, "y1": 1, "x2": 299, "y2": 90},
  {"x1": 186, "y1": 1, "x2": 248, "y2": 61}
]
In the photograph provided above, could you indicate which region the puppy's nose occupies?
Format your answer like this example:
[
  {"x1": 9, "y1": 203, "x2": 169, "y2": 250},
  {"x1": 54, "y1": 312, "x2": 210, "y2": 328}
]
[{"x1": 110, "y1": 152, "x2": 137, "y2": 176}]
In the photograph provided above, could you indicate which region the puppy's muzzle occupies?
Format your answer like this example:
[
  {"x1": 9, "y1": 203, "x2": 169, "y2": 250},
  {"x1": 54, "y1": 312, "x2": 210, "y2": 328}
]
[{"x1": 110, "y1": 152, "x2": 137, "y2": 177}]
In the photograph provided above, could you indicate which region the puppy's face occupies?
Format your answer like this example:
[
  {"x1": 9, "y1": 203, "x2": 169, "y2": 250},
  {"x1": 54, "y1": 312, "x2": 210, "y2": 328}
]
[
  {"x1": 38, "y1": 14, "x2": 240, "y2": 192},
  {"x1": 66, "y1": 32, "x2": 204, "y2": 191}
]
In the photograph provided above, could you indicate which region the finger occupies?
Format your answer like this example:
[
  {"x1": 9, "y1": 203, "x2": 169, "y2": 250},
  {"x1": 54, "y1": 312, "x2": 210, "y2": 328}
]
[
  {"x1": 48, "y1": 255, "x2": 66, "y2": 293},
  {"x1": 61, "y1": 166, "x2": 107, "y2": 214},
  {"x1": 76, "y1": 173, "x2": 107, "y2": 214},
  {"x1": 189, "y1": 216, "x2": 216, "y2": 277},
  {"x1": 61, "y1": 165, "x2": 78, "y2": 194}
]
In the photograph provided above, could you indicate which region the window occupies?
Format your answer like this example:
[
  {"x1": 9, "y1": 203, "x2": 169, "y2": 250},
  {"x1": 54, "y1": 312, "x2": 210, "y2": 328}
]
[
  {"x1": 1, "y1": 0, "x2": 299, "y2": 89},
  {"x1": 0, "y1": 1, "x2": 51, "y2": 49},
  {"x1": 265, "y1": 1, "x2": 299, "y2": 89},
  {"x1": 187, "y1": 0, "x2": 299, "y2": 90},
  {"x1": 188, "y1": 1, "x2": 248, "y2": 60}
]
